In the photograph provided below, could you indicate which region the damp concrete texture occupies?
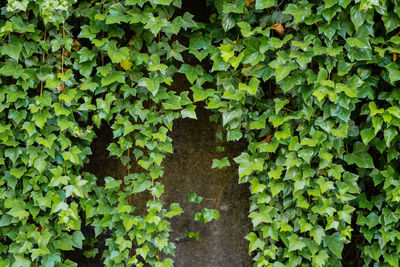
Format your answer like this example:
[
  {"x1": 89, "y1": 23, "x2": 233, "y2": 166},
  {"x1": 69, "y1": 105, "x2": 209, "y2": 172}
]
[
  {"x1": 161, "y1": 106, "x2": 252, "y2": 267},
  {"x1": 80, "y1": 106, "x2": 253, "y2": 267}
]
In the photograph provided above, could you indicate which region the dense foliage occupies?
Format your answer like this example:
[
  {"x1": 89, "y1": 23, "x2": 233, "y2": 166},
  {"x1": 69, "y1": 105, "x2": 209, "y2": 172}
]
[{"x1": 1, "y1": 0, "x2": 400, "y2": 266}]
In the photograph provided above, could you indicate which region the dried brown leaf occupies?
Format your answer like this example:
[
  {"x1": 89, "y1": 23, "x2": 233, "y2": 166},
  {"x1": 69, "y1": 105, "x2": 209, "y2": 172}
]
[{"x1": 271, "y1": 23, "x2": 284, "y2": 36}]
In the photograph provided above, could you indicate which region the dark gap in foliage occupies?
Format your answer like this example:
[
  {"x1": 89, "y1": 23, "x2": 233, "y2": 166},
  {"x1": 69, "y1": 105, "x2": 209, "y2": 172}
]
[
  {"x1": 342, "y1": 212, "x2": 365, "y2": 267},
  {"x1": 83, "y1": 125, "x2": 122, "y2": 186},
  {"x1": 63, "y1": 220, "x2": 111, "y2": 267},
  {"x1": 176, "y1": 0, "x2": 214, "y2": 23}
]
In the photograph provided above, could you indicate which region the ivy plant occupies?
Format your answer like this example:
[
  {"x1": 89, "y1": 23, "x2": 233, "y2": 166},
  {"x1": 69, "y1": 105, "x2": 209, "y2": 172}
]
[{"x1": 1, "y1": 0, "x2": 400, "y2": 266}]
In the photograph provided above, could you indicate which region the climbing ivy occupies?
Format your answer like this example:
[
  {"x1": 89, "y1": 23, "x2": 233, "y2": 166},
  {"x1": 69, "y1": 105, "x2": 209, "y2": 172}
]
[{"x1": 1, "y1": 0, "x2": 400, "y2": 266}]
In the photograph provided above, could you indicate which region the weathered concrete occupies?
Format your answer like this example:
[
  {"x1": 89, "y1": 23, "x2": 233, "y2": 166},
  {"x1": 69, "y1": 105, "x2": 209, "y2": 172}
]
[{"x1": 160, "y1": 106, "x2": 252, "y2": 267}]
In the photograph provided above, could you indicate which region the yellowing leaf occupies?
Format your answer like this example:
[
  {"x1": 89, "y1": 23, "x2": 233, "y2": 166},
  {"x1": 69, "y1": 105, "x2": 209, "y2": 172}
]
[{"x1": 120, "y1": 58, "x2": 133, "y2": 71}]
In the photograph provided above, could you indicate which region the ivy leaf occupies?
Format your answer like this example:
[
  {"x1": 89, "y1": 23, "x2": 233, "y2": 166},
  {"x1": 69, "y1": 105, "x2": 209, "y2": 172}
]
[
  {"x1": 34, "y1": 154, "x2": 48, "y2": 174},
  {"x1": 385, "y1": 63, "x2": 400, "y2": 83},
  {"x1": 269, "y1": 61, "x2": 298, "y2": 82},
  {"x1": 195, "y1": 209, "x2": 219, "y2": 223},
  {"x1": 168, "y1": 40, "x2": 186, "y2": 62},
  {"x1": 245, "y1": 232, "x2": 264, "y2": 253},
  {"x1": 369, "y1": 102, "x2": 384, "y2": 116},
  {"x1": 179, "y1": 64, "x2": 203, "y2": 84},
  {"x1": 10, "y1": 166, "x2": 26, "y2": 179},
  {"x1": 384, "y1": 127, "x2": 397, "y2": 147},
  {"x1": 7, "y1": 202, "x2": 29, "y2": 219},
  {"x1": 0, "y1": 60, "x2": 24, "y2": 78},
  {"x1": 211, "y1": 157, "x2": 231, "y2": 169},
  {"x1": 350, "y1": 6, "x2": 366, "y2": 31},
  {"x1": 382, "y1": 13, "x2": 400, "y2": 33},
  {"x1": 222, "y1": 108, "x2": 243, "y2": 127},
  {"x1": 346, "y1": 37, "x2": 370, "y2": 49},
  {"x1": 101, "y1": 71, "x2": 125, "y2": 86},
  {"x1": 323, "y1": 233, "x2": 344, "y2": 258},
  {"x1": 255, "y1": 0, "x2": 274, "y2": 9},
  {"x1": 344, "y1": 152, "x2": 375, "y2": 168},
  {"x1": 239, "y1": 78, "x2": 260, "y2": 95},
  {"x1": 324, "y1": 0, "x2": 338, "y2": 8},
  {"x1": 71, "y1": 231, "x2": 85, "y2": 249},
  {"x1": 310, "y1": 225, "x2": 326, "y2": 245},
  {"x1": 165, "y1": 203, "x2": 183, "y2": 218},
  {"x1": 132, "y1": 175, "x2": 152, "y2": 194},
  {"x1": 105, "y1": 43, "x2": 129, "y2": 63},
  {"x1": 219, "y1": 44, "x2": 234, "y2": 62},
  {"x1": 234, "y1": 153, "x2": 264, "y2": 179},
  {"x1": 181, "y1": 104, "x2": 197, "y2": 119},
  {"x1": 388, "y1": 106, "x2": 400, "y2": 119},
  {"x1": 269, "y1": 181, "x2": 284, "y2": 196},
  {"x1": 120, "y1": 58, "x2": 133, "y2": 70},
  {"x1": 288, "y1": 235, "x2": 306, "y2": 252},
  {"x1": 190, "y1": 84, "x2": 214, "y2": 102},
  {"x1": 186, "y1": 190, "x2": 203, "y2": 204},
  {"x1": 360, "y1": 128, "x2": 375, "y2": 145},
  {"x1": 0, "y1": 35, "x2": 22, "y2": 61}
]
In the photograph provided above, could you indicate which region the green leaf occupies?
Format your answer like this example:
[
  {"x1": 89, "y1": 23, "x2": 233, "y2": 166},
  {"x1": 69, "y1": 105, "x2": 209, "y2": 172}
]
[
  {"x1": 181, "y1": 104, "x2": 197, "y2": 119},
  {"x1": 222, "y1": 108, "x2": 243, "y2": 127},
  {"x1": 7, "y1": 202, "x2": 29, "y2": 219},
  {"x1": 269, "y1": 181, "x2": 284, "y2": 196},
  {"x1": 195, "y1": 208, "x2": 219, "y2": 223},
  {"x1": 369, "y1": 102, "x2": 384, "y2": 116},
  {"x1": 350, "y1": 6, "x2": 366, "y2": 31},
  {"x1": 288, "y1": 235, "x2": 306, "y2": 252},
  {"x1": 106, "y1": 43, "x2": 129, "y2": 63},
  {"x1": 384, "y1": 127, "x2": 397, "y2": 147},
  {"x1": 132, "y1": 175, "x2": 152, "y2": 194},
  {"x1": 101, "y1": 71, "x2": 125, "y2": 86},
  {"x1": 382, "y1": 13, "x2": 400, "y2": 33},
  {"x1": 324, "y1": 233, "x2": 344, "y2": 258},
  {"x1": 233, "y1": 153, "x2": 264, "y2": 179},
  {"x1": 10, "y1": 166, "x2": 26, "y2": 179},
  {"x1": 71, "y1": 231, "x2": 85, "y2": 249},
  {"x1": 186, "y1": 190, "x2": 203, "y2": 204},
  {"x1": 165, "y1": 203, "x2": 183, "y2": 218},
  {"x1": 388, "y1": 106, "x2": 400, "y2": 119},
  {"x1": 346, "y1": 37, "x2": 370, "y2": 49},
  {"x1": 211, "y1": 157, "x2": 231, "y2": 169},
  {"x1": 239, "y1": 78, "x2": 260, "y2": 95},
  {"x1": 310, "y1": 226, "x2": 326, "y2": 245},
  {"x1": 0, "y1": 35, "x2": 22, "y2": 61},
  {"x1": 386, "y1": 63, "x2": 400, "y2": 83},
  {"x1": 344, "y1": 152, "x2": 374, "y2": 168},
  {"x1": 34, "y1": 154, "x2": 48, "y2": 174},
  {"x1": 179, "y1": 64, "x2": 203, "y2": 84},
  {"x1": 360, "y1": 128, "x2": 375, "y2": 145},
  {"x1": 270, "y1": 61, "x2": 298, "y2": 82},
  {"x1": 245, "y1": 232, "x2": 264, "y2": 253},
  {"x1": 255, "y1": 0, "x2": 274, "y2": 10},
  {"x1": 324, "y1": 0, "x2": 338, "y2": 8},
  {"x1": 219, "y1": 44, "x2": 234, "y2": 62},
  {"x1": 250, "y1": 113, "x2": 267, "y2": 130}
]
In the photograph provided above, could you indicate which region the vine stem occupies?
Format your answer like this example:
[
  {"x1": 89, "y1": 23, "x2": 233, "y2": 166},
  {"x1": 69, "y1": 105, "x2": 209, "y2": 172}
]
[
  {"x1": 61, "y1": 24, "x2": 65, "y2": 97},
  {"x1": 40, "y1": 30, "x2": 46, "y2": 98}
]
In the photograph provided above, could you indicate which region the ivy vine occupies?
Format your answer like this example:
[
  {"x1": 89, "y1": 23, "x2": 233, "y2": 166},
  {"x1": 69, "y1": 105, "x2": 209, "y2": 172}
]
[{"x1": 1, "y1": 0, "x2": 400, "y2": 266}]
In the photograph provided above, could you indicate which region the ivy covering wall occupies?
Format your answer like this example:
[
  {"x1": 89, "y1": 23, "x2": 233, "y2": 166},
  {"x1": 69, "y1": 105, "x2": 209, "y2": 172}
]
[{"x1": 1, "y1": 0, "x2": 400, "y2": 266}]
